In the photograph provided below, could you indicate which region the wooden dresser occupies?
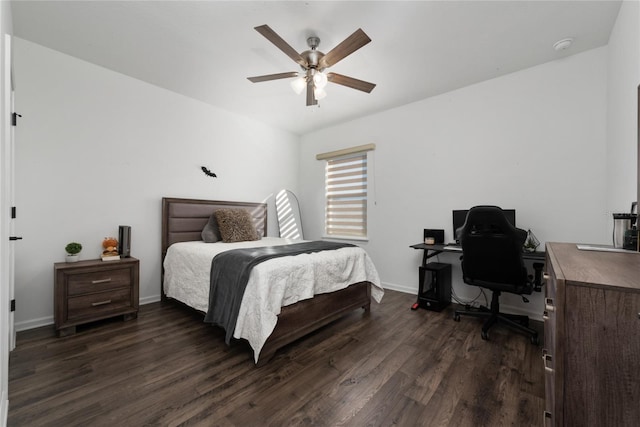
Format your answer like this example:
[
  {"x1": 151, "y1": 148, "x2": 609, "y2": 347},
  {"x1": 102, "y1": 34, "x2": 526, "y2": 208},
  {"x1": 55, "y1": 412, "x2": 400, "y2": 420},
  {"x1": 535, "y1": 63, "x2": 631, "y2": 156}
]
[
  {"x1": 54, "y1": 257, "x2": 139, "y2": 337},
  {"x1": 544, "y1": 243, "x2": 640, "y2": 426}
]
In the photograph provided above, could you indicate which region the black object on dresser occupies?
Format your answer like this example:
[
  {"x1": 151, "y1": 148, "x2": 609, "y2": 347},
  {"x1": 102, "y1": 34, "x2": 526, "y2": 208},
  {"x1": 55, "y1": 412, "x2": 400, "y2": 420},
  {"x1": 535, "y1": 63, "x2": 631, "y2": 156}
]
[
  {"x1": 415, "y1": 262, "x2": 451, "y2": 311},
  {"x1": 118, "y1": 225, "x2": 131, "y2": 257},
  {"x1": 54, "y1": 257, "x2": 139, "y2": 337}
]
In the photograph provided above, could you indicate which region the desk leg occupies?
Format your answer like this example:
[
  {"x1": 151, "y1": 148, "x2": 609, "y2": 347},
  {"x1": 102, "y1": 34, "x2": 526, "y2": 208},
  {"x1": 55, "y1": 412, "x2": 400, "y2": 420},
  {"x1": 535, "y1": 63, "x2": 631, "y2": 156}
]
[
  {"x1": 421, "y1": 249, "x2": 444, "y2": 267},
  {"x1": 533, "y1": 262, "x2": 544, "y2": 292},
  {"x1": 413, "y1": 250, "x2": 431, "y2": 310}
]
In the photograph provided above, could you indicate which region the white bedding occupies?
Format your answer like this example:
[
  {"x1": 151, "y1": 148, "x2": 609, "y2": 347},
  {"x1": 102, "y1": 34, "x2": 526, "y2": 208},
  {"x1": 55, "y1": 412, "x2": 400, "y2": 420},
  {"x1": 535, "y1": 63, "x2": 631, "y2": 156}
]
[{"x1": 163, "y1": 237, "x2": 383, "y2": 362}]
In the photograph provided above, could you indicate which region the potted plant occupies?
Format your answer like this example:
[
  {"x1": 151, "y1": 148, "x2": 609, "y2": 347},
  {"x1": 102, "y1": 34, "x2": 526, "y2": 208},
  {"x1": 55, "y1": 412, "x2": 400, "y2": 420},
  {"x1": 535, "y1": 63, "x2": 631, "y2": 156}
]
[
  {"x1": 65, "y1": 242, "x2": 82, "y2": 263},
  {"x1": 523, "y1": 230, "x2": 540, "y2": 253}
]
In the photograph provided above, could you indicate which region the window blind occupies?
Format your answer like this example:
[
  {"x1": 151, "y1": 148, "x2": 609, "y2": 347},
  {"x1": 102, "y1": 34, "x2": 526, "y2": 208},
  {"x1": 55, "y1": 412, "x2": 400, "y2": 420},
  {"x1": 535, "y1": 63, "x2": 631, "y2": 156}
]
[{"x1": 325, "y1": 153, "x2": 368, "y2": 238}]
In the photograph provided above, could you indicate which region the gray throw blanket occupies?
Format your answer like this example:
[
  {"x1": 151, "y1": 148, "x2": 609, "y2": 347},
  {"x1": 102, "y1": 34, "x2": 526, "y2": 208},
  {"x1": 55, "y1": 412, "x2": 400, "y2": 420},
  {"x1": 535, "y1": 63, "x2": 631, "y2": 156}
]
[{"x1": 203, "y1": 240, "x2": 355, "y2": 344}]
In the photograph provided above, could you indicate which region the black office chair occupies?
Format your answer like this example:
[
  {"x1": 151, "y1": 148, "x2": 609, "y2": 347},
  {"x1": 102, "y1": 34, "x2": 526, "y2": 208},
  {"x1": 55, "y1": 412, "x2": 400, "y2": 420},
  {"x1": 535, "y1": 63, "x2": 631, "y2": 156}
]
[{"x1": 453, "y1": 206, "x2": 539, "y2": 345}]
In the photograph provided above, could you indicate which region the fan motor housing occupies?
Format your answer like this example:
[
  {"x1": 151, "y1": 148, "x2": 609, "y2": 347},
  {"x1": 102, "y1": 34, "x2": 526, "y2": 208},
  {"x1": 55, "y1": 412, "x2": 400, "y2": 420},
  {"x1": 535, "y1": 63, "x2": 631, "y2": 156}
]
[{"x1": 301, "y1": 49, "x2": 324, "y2": 69}]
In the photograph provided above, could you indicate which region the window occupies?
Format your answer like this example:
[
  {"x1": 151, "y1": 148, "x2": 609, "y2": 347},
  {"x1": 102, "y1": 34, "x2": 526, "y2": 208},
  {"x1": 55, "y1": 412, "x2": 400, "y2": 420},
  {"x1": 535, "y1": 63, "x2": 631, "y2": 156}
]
[{"x1": 317, "y1": 144, "x2": 374, "y2": 239}]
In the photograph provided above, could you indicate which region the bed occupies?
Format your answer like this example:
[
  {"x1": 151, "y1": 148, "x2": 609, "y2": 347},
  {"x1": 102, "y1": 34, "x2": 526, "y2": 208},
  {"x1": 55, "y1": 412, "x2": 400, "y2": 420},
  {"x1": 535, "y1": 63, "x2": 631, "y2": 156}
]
[{"x1": 161, "y1": 197, "x2": 383, "y2": 365}]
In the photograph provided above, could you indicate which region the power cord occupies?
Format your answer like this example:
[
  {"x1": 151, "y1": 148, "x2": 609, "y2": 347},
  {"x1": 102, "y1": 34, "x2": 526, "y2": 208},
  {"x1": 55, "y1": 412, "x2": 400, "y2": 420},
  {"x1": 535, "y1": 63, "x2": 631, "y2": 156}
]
[
  {"x1": 451, "y1": 286, "x2": 488, "y2": 307},
  {"x1": 432, "y1": 253, "x2": 489, "y2": 307}
]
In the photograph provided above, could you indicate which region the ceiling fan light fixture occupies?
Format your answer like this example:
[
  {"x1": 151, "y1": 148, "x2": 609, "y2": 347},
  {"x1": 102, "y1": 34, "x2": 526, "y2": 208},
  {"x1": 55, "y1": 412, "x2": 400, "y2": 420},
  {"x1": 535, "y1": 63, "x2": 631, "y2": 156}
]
[
  {"x1": 248, "y1": 25, "x2": 375, "y2": 106},
  {"x1": 313, "y1": 71, "x2": 328, "y2": 89},
  {"x1": 314, "y1": 87, "x2": 327, "y2": 100},
  {"x1": 290, "y1": 76, "x2": 306, "y2": 95}
]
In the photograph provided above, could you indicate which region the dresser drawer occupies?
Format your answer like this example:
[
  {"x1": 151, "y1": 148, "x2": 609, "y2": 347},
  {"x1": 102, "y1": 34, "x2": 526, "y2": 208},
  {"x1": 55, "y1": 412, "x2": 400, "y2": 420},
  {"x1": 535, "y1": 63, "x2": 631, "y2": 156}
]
[
  {"x1": 67, "y1": 267, "x2": 133, "y2": 296},
  {"x1": 67, "y1": 288, "x2": 132, "y2": 321}
]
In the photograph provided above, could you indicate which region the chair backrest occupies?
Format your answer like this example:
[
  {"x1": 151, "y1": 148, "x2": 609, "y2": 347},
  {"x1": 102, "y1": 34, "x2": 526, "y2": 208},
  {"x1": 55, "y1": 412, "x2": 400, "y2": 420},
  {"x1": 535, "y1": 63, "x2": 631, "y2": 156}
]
[{"x1": 457, "y1": 206, "x2": 530, "y2": 294}]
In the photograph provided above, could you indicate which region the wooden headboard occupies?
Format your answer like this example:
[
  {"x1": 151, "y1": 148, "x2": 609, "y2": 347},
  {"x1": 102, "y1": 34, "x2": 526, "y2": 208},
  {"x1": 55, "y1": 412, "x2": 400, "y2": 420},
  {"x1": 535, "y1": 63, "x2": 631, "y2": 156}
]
[{"x1": 161, "y1": 197, "x2": 268, "y2": 260}]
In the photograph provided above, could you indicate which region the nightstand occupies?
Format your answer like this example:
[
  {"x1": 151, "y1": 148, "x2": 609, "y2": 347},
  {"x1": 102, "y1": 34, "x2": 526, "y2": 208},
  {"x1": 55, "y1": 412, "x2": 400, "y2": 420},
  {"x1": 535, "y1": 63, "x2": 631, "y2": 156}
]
[{"x1": 54, "y1": 257, "x2": 139, "y2": 337}]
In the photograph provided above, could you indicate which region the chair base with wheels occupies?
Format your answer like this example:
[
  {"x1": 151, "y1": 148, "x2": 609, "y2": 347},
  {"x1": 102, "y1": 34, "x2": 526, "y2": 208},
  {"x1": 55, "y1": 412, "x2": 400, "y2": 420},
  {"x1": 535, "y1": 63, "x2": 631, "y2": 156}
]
[{"x1": 453, "y1": 290, "x2": 539, "y2": 345}]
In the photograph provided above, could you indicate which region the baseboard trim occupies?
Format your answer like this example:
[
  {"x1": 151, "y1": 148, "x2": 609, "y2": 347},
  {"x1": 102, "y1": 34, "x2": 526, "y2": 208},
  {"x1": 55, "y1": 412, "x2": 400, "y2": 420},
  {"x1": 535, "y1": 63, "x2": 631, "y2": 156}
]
[
  {"x1": 380, "y1": 281, "x2": 543, "y2": 321},
  {"x1": 380, "y1": 281, "x2": 415, "y2": 295},
  {"x1": 13, "y1": 286, "x2": 542, "y2": 332},
  {"x1": 140, "y1": 295, "x2": 161, "y2": 305},
  {"x1": 15, "y1": 316, "x2": 53, "y2": 332},
  {"x1": 15, "y1": 296, "x2": 161, "y2": 332},
  {"x1": 496, "y1": 302, "x2": 543, "y2": 322}
]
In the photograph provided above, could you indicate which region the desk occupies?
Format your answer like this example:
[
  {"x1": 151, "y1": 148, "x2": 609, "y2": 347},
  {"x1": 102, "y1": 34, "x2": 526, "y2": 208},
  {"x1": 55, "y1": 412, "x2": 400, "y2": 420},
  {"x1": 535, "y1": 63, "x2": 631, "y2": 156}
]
[
  {"x1": 409, "y1": 243, "x2": 545, "y2": 311},
  {"x1": 410, "y1": 243, "x2": 545, "y2": 268}
]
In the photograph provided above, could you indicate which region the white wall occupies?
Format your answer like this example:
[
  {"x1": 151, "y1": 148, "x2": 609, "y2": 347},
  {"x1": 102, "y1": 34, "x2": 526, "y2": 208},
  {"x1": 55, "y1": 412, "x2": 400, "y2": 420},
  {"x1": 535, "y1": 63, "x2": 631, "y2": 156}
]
[
  {"x1": 299, "y1": 47, "x2": 609, "y2": 318},
  {"x1": 11, "y1": 4, "x2": 639, "y2": 330},
  {"x1": 12, "y1": 38, "x2": 300, "y2": 330},
  {"x1": 606, "y1": 0, "x2": 640, "y2": 215}
]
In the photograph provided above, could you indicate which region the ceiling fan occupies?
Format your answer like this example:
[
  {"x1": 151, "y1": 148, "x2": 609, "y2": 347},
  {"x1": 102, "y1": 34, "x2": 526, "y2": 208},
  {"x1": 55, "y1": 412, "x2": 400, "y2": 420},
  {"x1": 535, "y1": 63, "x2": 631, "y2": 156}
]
[{"x1": 247, "y1": 25, "x2": 376, "y2": 106}]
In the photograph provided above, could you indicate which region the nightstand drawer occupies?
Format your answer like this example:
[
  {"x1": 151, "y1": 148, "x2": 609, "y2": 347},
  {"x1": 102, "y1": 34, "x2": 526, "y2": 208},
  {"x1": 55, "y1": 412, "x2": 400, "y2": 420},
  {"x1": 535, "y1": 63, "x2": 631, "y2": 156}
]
[
  {"x1": 55, "y1": 257, "x2": 139, "y2": 336},
  {"x1": 67, "y1": 288, "x2": 132, "y2": 321},
  {"x1": 67, "y1": 267, "x2": 132, "y2": 296}
]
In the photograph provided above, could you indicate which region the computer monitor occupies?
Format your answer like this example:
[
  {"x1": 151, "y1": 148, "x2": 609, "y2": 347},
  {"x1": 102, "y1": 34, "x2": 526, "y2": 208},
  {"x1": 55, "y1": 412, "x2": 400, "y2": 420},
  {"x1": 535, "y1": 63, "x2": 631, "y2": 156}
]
[{"x1": 452, "y1": 208, "x2": 516, "y2": 243}]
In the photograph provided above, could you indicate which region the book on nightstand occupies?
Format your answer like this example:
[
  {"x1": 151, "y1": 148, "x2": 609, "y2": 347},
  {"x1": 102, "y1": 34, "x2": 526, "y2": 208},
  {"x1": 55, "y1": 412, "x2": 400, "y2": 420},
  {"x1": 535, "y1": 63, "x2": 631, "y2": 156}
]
[{"x1": 101, "y1": 255, "x2": 121, "y2": 261}]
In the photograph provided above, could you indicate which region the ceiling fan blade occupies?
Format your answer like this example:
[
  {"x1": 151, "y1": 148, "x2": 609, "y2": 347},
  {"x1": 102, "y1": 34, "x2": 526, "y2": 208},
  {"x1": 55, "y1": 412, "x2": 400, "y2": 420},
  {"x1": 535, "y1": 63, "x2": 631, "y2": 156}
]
[
  {"x1": 254, "y1": 25, "x2": 308, "y2": 67},
  {"x1": 320, "y1": 28, "x2": 371, "y2": 68},
  {"x1": 306, "y1": 81, "x2": 318, "y2": 106},
  {"x1": 247, "y1": 72, "x2": 299, "y2": 83},
  {"x1": 327, "y1": 73, "x2": 376, "y2": 93}
]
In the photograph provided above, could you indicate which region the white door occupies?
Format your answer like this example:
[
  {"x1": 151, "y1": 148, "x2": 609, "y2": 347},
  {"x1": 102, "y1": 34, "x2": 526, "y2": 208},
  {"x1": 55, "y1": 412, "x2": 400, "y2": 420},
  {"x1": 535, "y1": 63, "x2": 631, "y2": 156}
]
[
  {"x1": 1, "y1": 32, "x2": 14, "y2": 422},
  {"x1": 7, "y1": 65, "x2": 15, "y2": 351}
]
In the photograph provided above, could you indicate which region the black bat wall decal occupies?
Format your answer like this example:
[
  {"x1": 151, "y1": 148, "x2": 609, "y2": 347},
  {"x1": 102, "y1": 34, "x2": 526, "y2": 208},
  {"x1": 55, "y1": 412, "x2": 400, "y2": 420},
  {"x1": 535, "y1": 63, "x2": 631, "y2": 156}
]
[{"x1": 201, "y1": 166, "x2": 217, "y2": 178}]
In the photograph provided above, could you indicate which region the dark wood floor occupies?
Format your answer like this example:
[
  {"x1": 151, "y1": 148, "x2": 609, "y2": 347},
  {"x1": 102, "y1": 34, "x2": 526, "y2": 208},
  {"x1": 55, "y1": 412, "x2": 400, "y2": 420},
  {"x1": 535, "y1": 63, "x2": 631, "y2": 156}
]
[{"x1": 8, "y1": 290, "x2": 544, "y2": 426}]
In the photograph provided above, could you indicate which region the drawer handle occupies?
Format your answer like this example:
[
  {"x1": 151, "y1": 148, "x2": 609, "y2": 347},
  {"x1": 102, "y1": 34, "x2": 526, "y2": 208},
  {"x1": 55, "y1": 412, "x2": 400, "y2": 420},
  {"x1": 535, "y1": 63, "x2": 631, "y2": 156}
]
[
  {"x1": 544, "y1": 298, "x2": 555, "y2": 312},
  {"x1": 92, "y1": 278, "x2": 112, "y2": 284},
  {"x1": 542, "y1": 354, "x2": 554, "y2": 373},
  {"x1": 91, "y1": 299, "x2": 112, "y2": 307}
]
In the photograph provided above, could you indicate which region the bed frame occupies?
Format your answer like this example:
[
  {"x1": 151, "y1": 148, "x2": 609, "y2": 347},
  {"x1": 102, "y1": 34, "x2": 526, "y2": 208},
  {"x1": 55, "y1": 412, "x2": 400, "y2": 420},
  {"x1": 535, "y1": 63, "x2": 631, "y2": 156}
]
[{"x1": 161, "y1": 197, "x2": 371, "y2": 365}]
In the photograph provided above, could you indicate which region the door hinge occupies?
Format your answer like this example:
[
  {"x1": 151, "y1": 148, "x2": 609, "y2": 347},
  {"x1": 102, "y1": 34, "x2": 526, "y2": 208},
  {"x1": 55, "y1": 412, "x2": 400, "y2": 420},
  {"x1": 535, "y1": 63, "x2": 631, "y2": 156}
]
[
  {"x1": 10, "y1": 299, "x2": 15, "y2": 312},
  {"x1": 11, "y1": 206, "x2": 16, "y2": 219},
  {"x1": 12, "y1": 112, "x2": 21, "y2": 126}
]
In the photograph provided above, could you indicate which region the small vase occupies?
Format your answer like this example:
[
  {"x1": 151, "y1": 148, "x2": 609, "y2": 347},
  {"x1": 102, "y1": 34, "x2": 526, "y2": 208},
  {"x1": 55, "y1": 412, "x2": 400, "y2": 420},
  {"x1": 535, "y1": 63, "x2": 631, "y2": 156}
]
[
  {"x1": 66, "y1": 254, "x2": 79, "y2": 263},
  {"x1": 523, "y1": 229, "x2": 540, "y2": 253}
]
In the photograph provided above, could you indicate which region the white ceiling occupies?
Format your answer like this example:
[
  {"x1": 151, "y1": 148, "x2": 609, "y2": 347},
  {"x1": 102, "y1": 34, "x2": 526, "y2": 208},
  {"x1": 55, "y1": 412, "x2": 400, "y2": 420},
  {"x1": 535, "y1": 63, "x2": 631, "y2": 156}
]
[{"x1": 11, "y1": 1, "x2": 622, "y2": 135}]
